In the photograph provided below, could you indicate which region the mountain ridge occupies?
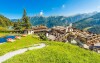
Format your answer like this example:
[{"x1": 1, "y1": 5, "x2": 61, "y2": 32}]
[
  {"x1": 11, "y1": 12, "x2": 97, "y2": 28},
  {"x1": 73, "y1": 12, "x2": 100, "y2": 34}
]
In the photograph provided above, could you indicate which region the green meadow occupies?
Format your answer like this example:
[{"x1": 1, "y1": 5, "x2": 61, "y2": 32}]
[
  {"x1": 0, "y1": 35, "x2": 42, "y2": 56},
  {"x1": 0, "y1": 32, "x2": 9, "y2": 37},
  {"x1": 3, "y1": 41, "x2": 100, "y2": 63},
  {"x1": 0, "y1": 34, "x2": 100, "y2": 63}
]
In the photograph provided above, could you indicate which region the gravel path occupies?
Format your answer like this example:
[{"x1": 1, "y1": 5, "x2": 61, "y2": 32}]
[{"x1": 0, "y1": 43, "x2": 46, "y2": 63}]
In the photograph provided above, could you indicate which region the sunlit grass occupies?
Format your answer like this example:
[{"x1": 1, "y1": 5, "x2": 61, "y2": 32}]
[
  {"x1": 0, "y1": 35, "x2": 42, "y2": 56},
  {"x1": 0, "y1": 32, "x2": 9, "y2": 37},
  {"x1": 3, "y1": 42, "x2": 100, "y2": 63}
]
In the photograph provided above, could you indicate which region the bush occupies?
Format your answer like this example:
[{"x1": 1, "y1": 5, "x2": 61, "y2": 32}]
[{"x1": 39, "y1": 33, "x2": 48, "y2": 40}]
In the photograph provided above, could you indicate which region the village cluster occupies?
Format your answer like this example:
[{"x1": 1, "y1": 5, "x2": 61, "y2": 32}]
[{"x1": 8, "y1": 23, "x2": 100, "y2": 53}]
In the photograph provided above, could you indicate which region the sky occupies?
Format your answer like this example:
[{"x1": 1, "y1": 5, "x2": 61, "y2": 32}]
[{"x1": 0, "y1": 0, "x2": 100, "y2": 19}]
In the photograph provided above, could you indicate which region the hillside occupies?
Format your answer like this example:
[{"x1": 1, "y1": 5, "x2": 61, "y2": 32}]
[
  {"x1": 3, "y1": 42, "x2": 100, "y2": 63},
  {"x1": 0, "y1": 35, "x2": 41, "y2": 56},
  {"x1": 0, "y1": 15, "x2": 12, "y2": 27},
  {"x1": 73, "y1": 13, "x2": 100, "y2": 34}
]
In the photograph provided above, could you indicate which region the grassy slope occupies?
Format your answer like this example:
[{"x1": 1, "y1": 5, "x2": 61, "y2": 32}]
[
  {"x1": 0, "y1": 33, "x2": 9, "y2": 37},
  {"x1": 3, "y1": 42, "x2": 100, "y2": 63},
  {"x1": 0, "y1": 35, "x2": 41, "y2": 56}
]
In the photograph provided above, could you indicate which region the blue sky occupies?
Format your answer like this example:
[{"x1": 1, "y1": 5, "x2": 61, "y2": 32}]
[{"x1": 0, "y1": 0, "x2": 100, "y2": 19}]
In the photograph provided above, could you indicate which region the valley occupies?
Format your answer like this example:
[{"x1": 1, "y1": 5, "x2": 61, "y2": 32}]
[{"x1": 0, "y1": 0, "x2": 100, "y2": 63}]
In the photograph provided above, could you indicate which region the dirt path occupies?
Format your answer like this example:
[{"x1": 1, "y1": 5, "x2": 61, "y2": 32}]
[{"x1": 0, "y1": 43, "x2": 46, "y2": 63}]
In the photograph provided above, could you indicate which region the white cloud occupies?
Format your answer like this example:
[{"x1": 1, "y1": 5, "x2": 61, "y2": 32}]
[
  {"x1": 97, "y1": 6, "x2": 100, "y2": 11},
  {"x1": 40, "y1": 10, "x2": 44, "y2": 16},
  {"x1": 97, "y1": 6, "x2": 100, "y2": 9},
  {"x1": 62, "y1": 5, "x2": 65, "y2": 8}
]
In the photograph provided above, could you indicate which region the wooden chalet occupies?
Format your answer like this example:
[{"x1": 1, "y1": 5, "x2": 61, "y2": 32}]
[
  {"x1": 32, "y1": 25, "x2": 50, "y2": 34},
  {"x1": 23, "y1": 29, "x2": 34, "y2": 35}
]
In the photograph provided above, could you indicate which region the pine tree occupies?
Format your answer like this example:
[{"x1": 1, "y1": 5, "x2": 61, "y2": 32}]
[
  {"x1": 22, "y1": 9, "x2": 31, "y2": 29},
  {"x1": 13, "y1": 19, "x2": 21, "y2": 30},
  {"x1": 22, "y1": 9, "x2": 27, "y2": 18}
]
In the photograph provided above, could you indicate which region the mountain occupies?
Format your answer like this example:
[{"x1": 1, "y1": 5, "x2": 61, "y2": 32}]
[
  {"x1": 30, "y1": 16, "x2": 67, "y2": 28},
  {"x1": 29, "y1": 12, "x2": 96, "y2": 28},
  {"x1": 11, "y1": 12, "x2": 97, "y2": 28},
  {"x1": 73, "y1": 12, "x2": 100, "y2": 34},
  {"x1": 10, "y1": 19, "x2": 19, "y2": 22},
  {"x1": 65, "y1": 12, "x2": 97, "y2": 23}
]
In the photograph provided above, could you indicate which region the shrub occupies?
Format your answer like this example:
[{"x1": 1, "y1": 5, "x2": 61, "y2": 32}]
[{"x1": 39, "y1": 33, "x2": 48, "y2": 41}]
